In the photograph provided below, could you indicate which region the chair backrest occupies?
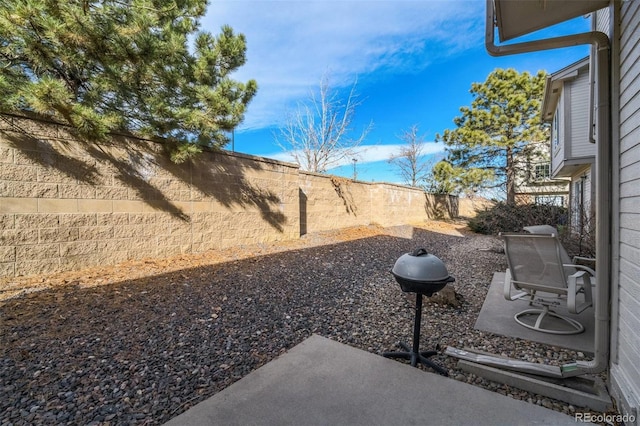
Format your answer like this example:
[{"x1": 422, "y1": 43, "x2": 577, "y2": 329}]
[
  {"x1": 523, "y1": 225, "x2": 577, "y2": 276},
  {"x1": 501, "y1": 233, "x2": 569, "y2": 292}
]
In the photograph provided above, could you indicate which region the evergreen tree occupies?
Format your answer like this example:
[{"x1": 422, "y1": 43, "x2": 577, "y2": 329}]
[
  {"x1": 0, "y1": 0, "x2": 257, "y2": 162},
  {"x1": 435, "y1": 68, "x2": 547, "y2": 203}
]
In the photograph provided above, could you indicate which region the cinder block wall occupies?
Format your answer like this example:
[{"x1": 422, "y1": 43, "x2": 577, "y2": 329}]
[
  {"x1": 299, "y1": 173, "x2": 457, "y2": 234},
  {"x1": 458, "y1": 197, "x2": 494, "y2": 218},
  {"x1": 0, "y1": 115, "x2": 299, "y2": 277},
  {"x1": 372, "y1": 183, "x2": 427, "y2": 226},
  {"x1": 0, "y1": 114, "x2": 458, "y2": 278},
  {"x1": 299, "y1": 173, "x2": 374, "y2": 234}
]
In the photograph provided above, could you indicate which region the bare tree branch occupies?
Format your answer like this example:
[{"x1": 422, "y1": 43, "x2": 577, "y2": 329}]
[
  {"x1": 276, "y1": 73, "x2": 372, "y2": 173},
  {"x1": 388, "y1": 125, "x2": 432, "y2": 187}
]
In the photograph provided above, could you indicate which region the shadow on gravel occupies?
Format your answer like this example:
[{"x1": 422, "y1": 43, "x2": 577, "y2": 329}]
[{"x1": 1, "y1": 229, "x2": 496, "y2": 425}]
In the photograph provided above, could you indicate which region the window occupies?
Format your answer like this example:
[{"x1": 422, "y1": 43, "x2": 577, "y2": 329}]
[
  {"x1": 533, "y1": 163, "x2": 551, "y2": 181},
  {"x1": 535, "y1": 195, "x2": 565, "y2": 207}
]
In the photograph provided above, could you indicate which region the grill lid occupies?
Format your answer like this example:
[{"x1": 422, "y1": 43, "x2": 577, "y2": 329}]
[{"x1": 392, "y1": 248, "x2": 453, "y2": 283}]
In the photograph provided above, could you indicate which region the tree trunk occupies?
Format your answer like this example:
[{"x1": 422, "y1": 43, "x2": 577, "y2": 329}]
[{"x1": 506, "y1": 146, "x2": 516, "y2": 205}]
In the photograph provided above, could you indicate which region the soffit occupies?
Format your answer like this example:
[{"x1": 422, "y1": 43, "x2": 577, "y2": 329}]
[{"x1": 494, "y1": 0, "x2": 609, "y2": 42}]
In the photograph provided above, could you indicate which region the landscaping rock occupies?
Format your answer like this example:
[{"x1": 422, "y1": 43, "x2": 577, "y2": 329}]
[{"x1": 0, "y1": 222, "x2": 610, "y2": 425}]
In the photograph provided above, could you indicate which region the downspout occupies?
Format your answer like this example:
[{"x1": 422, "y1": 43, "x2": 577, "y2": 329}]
[
  {"x1": 589, "y1": 56, "x2": 597, "y2": 144},
  {"x1": 485, "y1": 0, "x2": 611, "y2": 375}
]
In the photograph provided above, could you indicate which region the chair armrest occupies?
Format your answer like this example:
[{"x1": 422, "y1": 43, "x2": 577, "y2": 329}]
[
  {"x1": 572, "y1": 256, "x2": 596, "y2": 269},
  {"x1": 564, "y1": 263, "x2": 596, "y2": 278},
  {"x1": 503, "y1": 268, "x2": 528, "y2": 301},
  {"x1": 567, "y1": 270, "x2": 593, "y2": 314}
]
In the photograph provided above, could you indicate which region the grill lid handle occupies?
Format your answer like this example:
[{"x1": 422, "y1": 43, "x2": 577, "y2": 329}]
[{"x1": 411, "y1": 248, "x2": 428, "y2": 257}]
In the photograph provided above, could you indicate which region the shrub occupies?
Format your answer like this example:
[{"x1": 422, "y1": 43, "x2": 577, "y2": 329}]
[
  {"x1": 468, "y1": 202, "x2": 568, "y2": 235},
  {"x1": 559, "y1": 213, "x2": 596, "y2": 259},
  {"x1": 468, "y1": 202, "x2": 596, "y2": 259}
]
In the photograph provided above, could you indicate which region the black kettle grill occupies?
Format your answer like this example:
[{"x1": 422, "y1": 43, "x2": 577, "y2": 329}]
[{"x1": 383, "y1": 248, "x2": 454, "y2": 375}]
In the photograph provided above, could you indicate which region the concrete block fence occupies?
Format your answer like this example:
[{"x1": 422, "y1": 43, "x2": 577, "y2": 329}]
[{"x1": 0, "y1": 114, "x2": 457, "y2": 278}]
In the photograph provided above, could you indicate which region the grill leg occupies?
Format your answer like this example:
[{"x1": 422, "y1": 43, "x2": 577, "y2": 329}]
[{"x1": 382, "y1": 293, "x2": 448, "y2": 376}]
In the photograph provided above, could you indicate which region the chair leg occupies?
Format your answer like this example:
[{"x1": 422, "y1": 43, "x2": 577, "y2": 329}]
[{"x1": 514, "y1": 305, "x2": 584, "y2": 335}]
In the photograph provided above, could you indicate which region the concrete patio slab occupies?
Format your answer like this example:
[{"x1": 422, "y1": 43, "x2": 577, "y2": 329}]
[
  {"x1": 164, "y1": 334, "x2": 580, "y2": 426},
  {"x1": 475, "y1": 272, "x2": 594, "y2": 353}
]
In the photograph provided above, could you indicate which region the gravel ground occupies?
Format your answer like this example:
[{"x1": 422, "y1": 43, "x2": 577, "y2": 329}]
[{"x1": 0, "y1": 222, "x2": 617, "y2": 425}]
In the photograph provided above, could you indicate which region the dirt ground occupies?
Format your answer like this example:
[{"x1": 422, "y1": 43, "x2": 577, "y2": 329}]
[{"x1": 0, "y1": 219, "x2": 473, "y2": 302}]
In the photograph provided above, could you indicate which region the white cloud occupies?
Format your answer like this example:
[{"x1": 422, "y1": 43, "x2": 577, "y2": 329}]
[
  {"x1": 202, "y1": 0, "x2": 483, "y2": 130},
  {"x1": 265, "y1": 142, "x2": 445, "y2": 167}
]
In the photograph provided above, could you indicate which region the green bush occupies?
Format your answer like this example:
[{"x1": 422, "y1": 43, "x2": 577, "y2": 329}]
[{"x1": 468, "y1": 202, "x2": 568, "y2": 235}]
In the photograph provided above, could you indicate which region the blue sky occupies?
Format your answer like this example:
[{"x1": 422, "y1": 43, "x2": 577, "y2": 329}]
[{"x1": 202, "y1": 0, "x2": 591, "y2": 184}]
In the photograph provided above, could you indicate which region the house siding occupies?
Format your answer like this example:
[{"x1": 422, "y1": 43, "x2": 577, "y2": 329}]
[
  {"x1": 552, "y1": 93, "x2": 566, "y2": 176},
  {"x1": 549, "y1": 65, "x2": 595, "y2": 170},
  {"x1": 570, "y1": 166, "x2": 594, "y2": 231},
  {"x1": 611, "y1": 0, "x2": 640, "y2": 421},
  {"x1": 514, "y1": 140, "x2": 568, "y2": 205},
  {"x1": 568, "y1": 70, "x2": 594, "y2": 157}
]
